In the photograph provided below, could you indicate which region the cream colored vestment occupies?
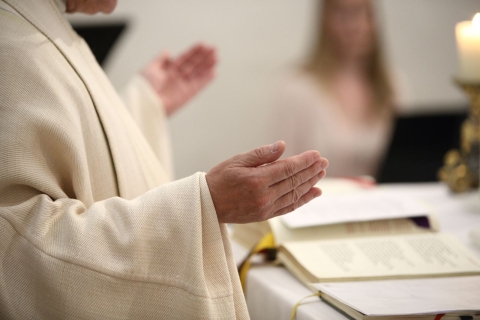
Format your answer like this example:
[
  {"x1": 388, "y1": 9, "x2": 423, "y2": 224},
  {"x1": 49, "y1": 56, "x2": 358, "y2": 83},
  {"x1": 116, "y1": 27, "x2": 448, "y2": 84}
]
[{"x1": 0, "y1": 0, "x2": 248, "y2": 318}]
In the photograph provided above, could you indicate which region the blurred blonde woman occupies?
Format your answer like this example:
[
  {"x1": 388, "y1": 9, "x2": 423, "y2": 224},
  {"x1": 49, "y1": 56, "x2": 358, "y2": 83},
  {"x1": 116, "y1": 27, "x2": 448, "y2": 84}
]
[{"x1": 274, "y1": 0, "x2": 406, "y2": 178}]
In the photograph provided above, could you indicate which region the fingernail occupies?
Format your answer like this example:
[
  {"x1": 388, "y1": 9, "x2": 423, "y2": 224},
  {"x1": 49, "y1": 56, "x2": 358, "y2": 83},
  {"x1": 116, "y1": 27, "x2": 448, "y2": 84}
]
[
  {"x1": 319, "y1": 170, "x2": 326, "y2": 178},
  {"x1": 271, "y1": 141, "x2": 281, "y2": 153},
  {"x1": 320, "y1": 158, "x2": 329, "y2": 169}
]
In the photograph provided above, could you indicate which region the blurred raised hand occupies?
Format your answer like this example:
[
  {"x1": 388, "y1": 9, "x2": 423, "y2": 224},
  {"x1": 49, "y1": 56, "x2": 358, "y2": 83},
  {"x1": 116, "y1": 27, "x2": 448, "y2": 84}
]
[{"x1": 141, "y1": 43, "x2": 217, "y2": 116}]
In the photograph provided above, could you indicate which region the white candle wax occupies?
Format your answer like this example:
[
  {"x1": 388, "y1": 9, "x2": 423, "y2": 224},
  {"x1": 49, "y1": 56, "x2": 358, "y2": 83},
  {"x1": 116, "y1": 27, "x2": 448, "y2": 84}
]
[{"x1": 456, "y1": 13, "x2": 480, "y2": 81}]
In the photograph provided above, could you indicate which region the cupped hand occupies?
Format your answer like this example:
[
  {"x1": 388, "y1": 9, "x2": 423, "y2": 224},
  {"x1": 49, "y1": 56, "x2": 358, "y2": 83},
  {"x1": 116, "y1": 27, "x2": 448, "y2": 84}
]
[
  {"x1": 141, "y1": 43, "x2": 217, "y2": 117},
  {"x1": 206, "y1": 141, "x2": 329, "y2": 224}
]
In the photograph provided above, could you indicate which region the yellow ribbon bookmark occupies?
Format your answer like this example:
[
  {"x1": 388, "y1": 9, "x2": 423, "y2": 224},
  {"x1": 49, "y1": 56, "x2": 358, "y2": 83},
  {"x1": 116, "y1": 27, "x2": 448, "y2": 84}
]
[
  {"x1": 238, "y1": 232, "x2": 275, "y2": 292},
  {"x1": 290, "y1": 292, "x2": 322, "y2": 320}
]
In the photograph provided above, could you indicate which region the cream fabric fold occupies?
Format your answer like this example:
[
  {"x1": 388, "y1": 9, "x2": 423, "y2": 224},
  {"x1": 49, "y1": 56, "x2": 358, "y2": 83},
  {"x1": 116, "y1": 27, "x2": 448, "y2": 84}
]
[
  {"x1": 0, "y1": 0, "x2": 248, "y2": 318},
  {"x1": 121, "y1": 75, "x2": 175, "y2": 181}
]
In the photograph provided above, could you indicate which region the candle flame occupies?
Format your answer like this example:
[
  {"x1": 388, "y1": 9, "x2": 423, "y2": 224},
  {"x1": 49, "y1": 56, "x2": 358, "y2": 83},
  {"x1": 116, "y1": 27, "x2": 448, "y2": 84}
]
[{"x1": 473, "y1": 13, "x2": 480, "y2": 29}]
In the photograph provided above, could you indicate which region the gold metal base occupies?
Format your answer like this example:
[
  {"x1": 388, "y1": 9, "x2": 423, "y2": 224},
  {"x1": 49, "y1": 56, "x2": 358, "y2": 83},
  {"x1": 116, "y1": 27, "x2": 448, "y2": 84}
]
[{"x1": 438, "y1": 80, "x2": 480, "y2": 192}]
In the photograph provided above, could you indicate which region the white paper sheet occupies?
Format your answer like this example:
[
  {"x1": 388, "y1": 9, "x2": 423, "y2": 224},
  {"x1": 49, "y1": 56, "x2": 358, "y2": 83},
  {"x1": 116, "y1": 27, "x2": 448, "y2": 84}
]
[
  {"x1": 313, "y1": 276, "x2": 480, "y2": 316},
  {"x1": 281, "y1": 192, "x2": 428, "y2": 229}
]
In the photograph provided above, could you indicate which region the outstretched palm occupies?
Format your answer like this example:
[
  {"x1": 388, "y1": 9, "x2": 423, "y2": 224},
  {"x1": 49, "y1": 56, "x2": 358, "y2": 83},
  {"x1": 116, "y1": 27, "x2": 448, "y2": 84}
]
[{"x1": 141, "y1": 44, "x2": 217, "y2": 116}]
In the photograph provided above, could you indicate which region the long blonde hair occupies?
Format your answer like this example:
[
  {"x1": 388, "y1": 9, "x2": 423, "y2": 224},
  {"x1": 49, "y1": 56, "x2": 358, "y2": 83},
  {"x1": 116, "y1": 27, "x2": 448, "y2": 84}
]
[{"x1": 304, "y1": 0, "x2": 394, "y2": 117}]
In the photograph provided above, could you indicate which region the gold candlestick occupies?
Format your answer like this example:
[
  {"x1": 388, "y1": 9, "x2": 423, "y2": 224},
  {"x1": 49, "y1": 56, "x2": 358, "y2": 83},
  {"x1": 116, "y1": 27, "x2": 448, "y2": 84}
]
[{"x1": 438, "y1": 80, "x2": 480, "y2": 192}]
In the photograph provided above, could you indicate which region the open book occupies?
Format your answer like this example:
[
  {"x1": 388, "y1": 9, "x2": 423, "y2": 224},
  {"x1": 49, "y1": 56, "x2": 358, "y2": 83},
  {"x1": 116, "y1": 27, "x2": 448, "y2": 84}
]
[
  {"x1": 278, "y1": 233, "x2": 480, "y2": 285},
  {"x1": 233, "y1": 178, "x2": 480, "y2": 283}
]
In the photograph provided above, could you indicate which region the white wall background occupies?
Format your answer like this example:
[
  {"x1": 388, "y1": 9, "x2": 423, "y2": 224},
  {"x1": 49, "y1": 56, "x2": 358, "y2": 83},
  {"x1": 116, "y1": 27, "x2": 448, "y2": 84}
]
[{"x1": 68, "y1": 0, "x2": 480, "y2": 179}]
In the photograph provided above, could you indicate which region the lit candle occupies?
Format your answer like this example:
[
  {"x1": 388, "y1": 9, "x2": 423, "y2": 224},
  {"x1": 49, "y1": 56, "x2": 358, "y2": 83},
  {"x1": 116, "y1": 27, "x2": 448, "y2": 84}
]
[{"x1": 456, "y1": 13, "x2": 480, "y2": 81}]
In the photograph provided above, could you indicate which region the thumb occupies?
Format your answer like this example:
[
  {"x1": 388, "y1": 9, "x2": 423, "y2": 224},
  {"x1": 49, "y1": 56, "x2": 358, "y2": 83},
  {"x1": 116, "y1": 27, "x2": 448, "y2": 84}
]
[
  {"x1": 156, "y1": 51, "x2": 171, "y2": 68},
  {"x1": 234, "y1": 141, "x2": 286, "y2": 167}
]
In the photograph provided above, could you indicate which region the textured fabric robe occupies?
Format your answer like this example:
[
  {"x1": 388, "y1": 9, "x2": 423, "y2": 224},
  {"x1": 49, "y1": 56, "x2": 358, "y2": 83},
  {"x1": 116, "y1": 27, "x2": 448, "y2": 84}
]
[{"x1": 0, "y1": 0, "x2": 248, "y2": 318}]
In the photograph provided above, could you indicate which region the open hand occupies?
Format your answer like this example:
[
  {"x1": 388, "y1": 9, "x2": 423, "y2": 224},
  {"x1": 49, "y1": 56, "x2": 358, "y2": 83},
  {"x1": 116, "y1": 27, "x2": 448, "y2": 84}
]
[
  {"x1": 141, "y1": 43, "x2": 217, "y2": 116},
  {"x1": 206, "y1": 141, "x2": 328, "y2": 224}
]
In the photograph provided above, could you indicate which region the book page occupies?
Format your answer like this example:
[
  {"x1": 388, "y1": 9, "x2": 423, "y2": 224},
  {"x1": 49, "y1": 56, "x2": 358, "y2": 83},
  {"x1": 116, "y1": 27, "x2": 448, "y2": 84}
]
[
  {"x1": 281, "y1": 192, "x2": 429, "y2": 229},
  {"x1": 281, "y1": 233, "x2": 480, "y2": 281},
  {"x1": 313, "y1": 276, "x2": 480, "y2": 316},
  {"x1": 315, "y1": 178, "x2": 373, "y2": 195},
  {"x1": 269, "y1": 216, "x2": 431, "y2": 246}
]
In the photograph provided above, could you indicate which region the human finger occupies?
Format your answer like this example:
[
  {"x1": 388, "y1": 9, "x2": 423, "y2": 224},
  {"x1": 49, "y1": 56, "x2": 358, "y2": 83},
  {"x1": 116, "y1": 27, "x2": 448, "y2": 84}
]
[
  {"x1": 271, "y1": 187, "x2": 322, "y2": 218},
  {"x1": 232, "y1": 141, "x2": 286, "y2": 168},
  {"x1": 175, "y1": 44, "x2": 204, "y2": 64},
  {"x1": 260, "y1": 150, "x2": 323, "y2": 186},
  {"x1": 190, "y1": 52, "x2": 217, "y2": 87},
  {"x1": 190, "y1": 48, "x2": 217, "y2": 77},
  {"x1": 177, "y1": 46, "x2": 214, "y2": 78},
  {"x1": 269, "y1": 159, "x2": 326, "y2": 200},
  {"x1": 271, "y1": 170, "x2": 325, "y2": 212},
  {"x1": 158, "y1": 51, "x2": 174, "y2": 70},
  {"x1": 175, "y1": 45, "x2": 208, "y2": 72}
]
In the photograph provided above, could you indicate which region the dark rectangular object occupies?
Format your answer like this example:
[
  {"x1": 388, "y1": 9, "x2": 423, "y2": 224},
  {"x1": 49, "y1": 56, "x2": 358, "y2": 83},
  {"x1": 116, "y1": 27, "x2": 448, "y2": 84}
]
[
  {"x1": 377, "y1": 110, "x2": 467, "y2": 183},
  {"x1": 72, "y1": 22, "x2": 127, "y2": 66}
]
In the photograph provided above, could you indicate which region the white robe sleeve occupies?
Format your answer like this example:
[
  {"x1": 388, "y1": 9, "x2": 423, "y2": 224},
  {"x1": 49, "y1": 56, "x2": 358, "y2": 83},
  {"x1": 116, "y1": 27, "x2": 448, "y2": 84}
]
[
  {"x1": 0, "y1": 64, "x2": 248, "y2": 320},
  {"x1": 121, "y1": 75, "x2": 175, "y2": 180},
  {"x1": 0, "y1": 7, "x2": 248, "y2": 318},
  {"x1": 0, "y1": 70, "x2": 246, "y2": 320}
]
